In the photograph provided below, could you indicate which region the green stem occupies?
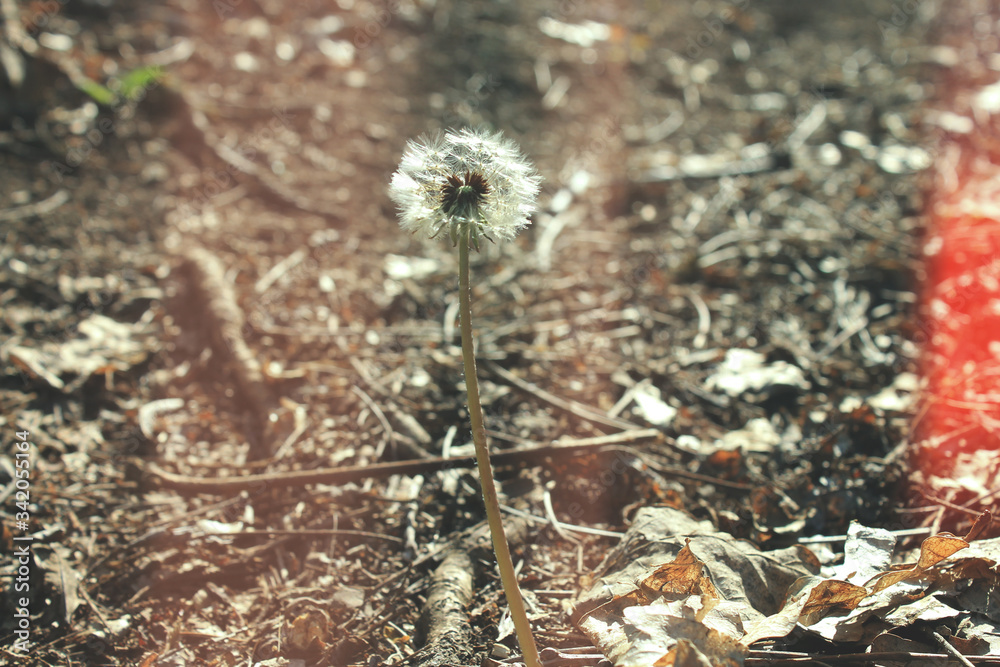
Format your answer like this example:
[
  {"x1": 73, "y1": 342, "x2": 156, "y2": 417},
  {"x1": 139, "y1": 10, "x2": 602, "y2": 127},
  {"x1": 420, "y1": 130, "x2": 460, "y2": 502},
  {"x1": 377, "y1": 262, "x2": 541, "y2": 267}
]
[{"x1": 458, "y1": 226, "x2": 541, "y2": 667}]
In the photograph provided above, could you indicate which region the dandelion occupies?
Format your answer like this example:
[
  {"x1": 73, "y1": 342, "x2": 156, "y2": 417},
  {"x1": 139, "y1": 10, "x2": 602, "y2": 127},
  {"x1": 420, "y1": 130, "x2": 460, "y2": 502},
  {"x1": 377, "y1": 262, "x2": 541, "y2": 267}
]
[
  {"x1": 388, "y1": 127, "x2": 540, "y2": 250},
  {"x1": 388, "y1": 128, "x2": 543, "y2": 667}
]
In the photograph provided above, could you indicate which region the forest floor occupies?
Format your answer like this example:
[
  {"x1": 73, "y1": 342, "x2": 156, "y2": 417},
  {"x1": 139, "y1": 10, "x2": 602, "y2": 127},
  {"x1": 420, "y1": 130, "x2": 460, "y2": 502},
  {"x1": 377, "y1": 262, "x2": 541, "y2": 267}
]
[{"x1": 3, "y1": 0, "x2": 999, "y2": 665}]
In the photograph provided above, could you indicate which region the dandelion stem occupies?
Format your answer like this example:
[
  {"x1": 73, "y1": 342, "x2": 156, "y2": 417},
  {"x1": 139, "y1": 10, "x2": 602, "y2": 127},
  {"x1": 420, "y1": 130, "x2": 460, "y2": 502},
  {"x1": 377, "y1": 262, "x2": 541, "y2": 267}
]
[{"x1": 458, "y1": 225, "x2": 541, "y2": 667}]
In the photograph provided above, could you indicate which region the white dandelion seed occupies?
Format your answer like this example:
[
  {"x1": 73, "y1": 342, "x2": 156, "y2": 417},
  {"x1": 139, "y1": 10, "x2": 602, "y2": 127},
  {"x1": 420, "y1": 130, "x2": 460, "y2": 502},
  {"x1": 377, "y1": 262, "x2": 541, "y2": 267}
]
[{"x1": 388, "y1": 127, "x2": 541, "y2": 248}]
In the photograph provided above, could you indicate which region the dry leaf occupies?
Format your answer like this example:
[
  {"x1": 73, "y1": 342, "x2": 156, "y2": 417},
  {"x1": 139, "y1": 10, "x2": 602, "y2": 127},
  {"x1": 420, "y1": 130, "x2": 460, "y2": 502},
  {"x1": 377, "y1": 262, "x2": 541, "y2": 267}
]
[
  {"x1": 798, "y1": 579, "x2": 869, "y2": 626},
  {"x1": 574, "y1": 507, "x2": 819, "y2": 665},
  {"x1": 964, "y1": 510, "x2": 992, "y2": 543},
  {"x1": 741, "y1": 576, "x2": 822, "y2": 646},
  {"x1": 870, "y1": 533, "x2": 969, "y2": 594},
  {"x1": 284, "y1": 609, "x2": 330, "y2": 653},
  {"x1": 640, "y1": 539, "x2": 719, "y2": 602}
]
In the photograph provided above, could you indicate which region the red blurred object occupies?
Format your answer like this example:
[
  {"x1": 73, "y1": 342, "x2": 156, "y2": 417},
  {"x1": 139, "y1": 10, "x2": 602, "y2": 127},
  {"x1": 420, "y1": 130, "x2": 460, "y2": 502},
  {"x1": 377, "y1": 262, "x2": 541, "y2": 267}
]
[{"x1": 917, "y1": 59, "x2": 1000, "y2": 481}]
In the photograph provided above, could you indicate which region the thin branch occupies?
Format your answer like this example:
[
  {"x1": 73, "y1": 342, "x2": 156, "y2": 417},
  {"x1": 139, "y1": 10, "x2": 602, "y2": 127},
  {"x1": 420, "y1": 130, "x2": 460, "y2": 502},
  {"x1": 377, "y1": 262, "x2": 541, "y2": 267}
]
[
  {"x1": 486, "y1": 360, "x2": 642, "y2": 431},
  {"x1": 145, "y1": 430, "x2": 663, "y2": 494},
  {"x1": 0, "y1": 189, "x2": 70, "y2": 222}
]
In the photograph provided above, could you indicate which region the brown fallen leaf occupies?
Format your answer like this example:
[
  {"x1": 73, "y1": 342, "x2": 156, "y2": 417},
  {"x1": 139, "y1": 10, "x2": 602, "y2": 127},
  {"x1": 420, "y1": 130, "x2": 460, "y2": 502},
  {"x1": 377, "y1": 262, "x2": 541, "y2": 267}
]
[
  {"x1": 573, "y1": 507, "x2": 821, "y2": 665},
  {"x1": 742, "y1": 576, "x2": 830, "y2": 647},
  {"x1": 798, "y1": 579, "x2": 869, "y2": 626},
  {"x1": 964, "y1": 510, "x2": 992, "y2": 543},
  {"x1": 640, "y1": 539, "x2": 719, "y2": 603},
  {"x1": 655, "y1": 630, "x2": 746, "y2": 667},
  {"x1": 869, "y1": 533, "x2": 969, "y2": 594},
  {"x1": 284, "y1": 609, "x2": 330, "y2": 653}
]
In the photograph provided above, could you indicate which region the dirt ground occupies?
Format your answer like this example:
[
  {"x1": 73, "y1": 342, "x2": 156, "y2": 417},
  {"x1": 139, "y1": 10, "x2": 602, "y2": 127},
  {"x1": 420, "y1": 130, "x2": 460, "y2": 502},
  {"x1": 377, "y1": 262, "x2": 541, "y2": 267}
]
[{"x1": 2, "y1": 0, "x2": 998, "y2": 665}]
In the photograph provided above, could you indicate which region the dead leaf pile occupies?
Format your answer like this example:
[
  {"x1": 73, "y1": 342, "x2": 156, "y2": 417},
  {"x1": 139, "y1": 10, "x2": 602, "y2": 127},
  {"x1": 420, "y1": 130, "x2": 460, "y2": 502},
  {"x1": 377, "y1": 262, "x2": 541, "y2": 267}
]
[{"x1": 573, "y1": 507, "x2": 1000, "y2": 665}]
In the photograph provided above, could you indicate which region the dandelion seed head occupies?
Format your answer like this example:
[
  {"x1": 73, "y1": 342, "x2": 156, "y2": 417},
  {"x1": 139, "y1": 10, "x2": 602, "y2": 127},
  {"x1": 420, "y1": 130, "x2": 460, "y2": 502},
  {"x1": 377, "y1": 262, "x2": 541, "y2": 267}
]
[
  {"x1": 441, "y1": 171, "x2": 491, "y2": 218},
  {"x1": 388, "y1": 127, "x2": 541, "y2": 245}
]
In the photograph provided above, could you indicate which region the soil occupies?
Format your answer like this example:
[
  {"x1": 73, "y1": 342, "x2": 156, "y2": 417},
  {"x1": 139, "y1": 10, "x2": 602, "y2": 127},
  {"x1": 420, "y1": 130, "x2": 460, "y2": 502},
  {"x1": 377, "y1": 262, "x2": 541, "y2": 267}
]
[{"x1": 1, "y1": 0, "x2": 995, "y2": 665}]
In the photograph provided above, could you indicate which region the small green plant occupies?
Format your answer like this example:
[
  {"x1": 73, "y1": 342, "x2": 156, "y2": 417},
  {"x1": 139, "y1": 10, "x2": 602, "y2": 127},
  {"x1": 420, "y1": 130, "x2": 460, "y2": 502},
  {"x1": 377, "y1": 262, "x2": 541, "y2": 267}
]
[
  {"x1": 77, "y1": 65, "x2": 163, "y2": 106},
  {"x1": 389, "y1": 127, "x2": 542, "y2": 667},
  {"x1": 117, "y1": 65, "x2": 163, "y2": 101}
]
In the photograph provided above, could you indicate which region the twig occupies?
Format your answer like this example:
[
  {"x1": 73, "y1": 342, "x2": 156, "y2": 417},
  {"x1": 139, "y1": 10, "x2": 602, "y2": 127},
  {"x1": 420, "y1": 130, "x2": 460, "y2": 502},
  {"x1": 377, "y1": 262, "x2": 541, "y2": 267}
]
[
  {"x1": 814, "y1": 315, "x2": 870, "y2": 363},
  {"x1": 190, "y1": 528, "x2": 402, "y2": 543},
  {"x1": 414, "y1": 550, "x2": 474, "y2": 667},
  {"x1": 964, "y1": 483, "x2": 1000, "y2": 508},
  {"x1": 0, "y1": 189, "x2": 70, "y2": 222},
  {"x1": 145, "y1": 431, "x2": 662, "y2": 494},
  {"x1": 688, "y1": 291, "x2": 711, "y2": 349},
  {"x1": 930, "y1": 629, "x2": 976, "y2": 667},
  {"x1": 486, "y1": 360, "x2": 641, "y2": 431},
  {"x1": 642, "y1": 455, "x2": 755, "y2": 491},
  {"x1": 138, "y1": 397, "x2": 185, "y2": 439},
  {"x1": 543, "y1": 487, "x2": 579, "y2": 543},
  {"x1": 500, "y1": 504, "x2": 623, "y2": 539},
  {"x1": 786, "y1": 102, "x2": 827, "y2": 151},
  {"x1": 352, "y1": 385, "x2": 394, "y2": 459},
  {"x1": 746, "y1": 649, "x2": 1000, "y2": 664},
  {"x1": 920, "y1": 490, "x2": 986, "y2": 518},
  {"x1": 798, "y1": 527, "x2": 932, "y2": 545},
  {"x1": 254, "y1": 248, "x2": 306, "y2": 294},
  {"x1": 348, "y1": 518, "x2": 528, "y2": 667},
  {"x1": 633, "y1": 144, "x2": 781, "y2": 182},
  {"x1": 76, "y1": 584, "x2": 112, "y2": 635},
  {"x1": 179, "y1": 245, "x2": 276, "y2": 460},
  {"x1": 271, "y1": 401, "x2": 308, "y2": 460},
  {"x1": 491, "y1": 428, "x2": 662, "y2": 449}
]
